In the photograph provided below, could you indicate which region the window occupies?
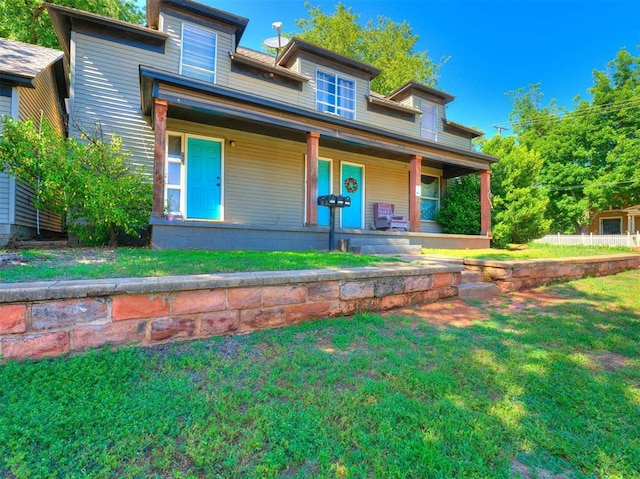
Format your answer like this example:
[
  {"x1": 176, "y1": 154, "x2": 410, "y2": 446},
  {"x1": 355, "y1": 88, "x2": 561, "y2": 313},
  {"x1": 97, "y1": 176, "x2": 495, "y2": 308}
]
[
  {"x1": 316, "y1": 70, "x2": 355, "y2": 119},
  {"x1": 420, "y1": 175, "x2": 440, "y2": 221},
  {"x1": 180, "y1": 23, "x2": 217, "y2": 82},
  {"x1": 421, "y1": 102, "x2": 438, "y2": 140},
  {"x1": 601, "y1": 218, "x2": 622, "y2": 235},
  {"x1": 165, "y1": 134, "x2": 184, "y2": 215}
]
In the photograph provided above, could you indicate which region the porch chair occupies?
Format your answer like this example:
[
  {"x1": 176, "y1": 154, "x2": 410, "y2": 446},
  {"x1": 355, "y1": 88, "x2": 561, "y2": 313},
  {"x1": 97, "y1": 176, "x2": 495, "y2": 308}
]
[{"x1": 373, "y1": 202, "x2": 408, "y2": 230}]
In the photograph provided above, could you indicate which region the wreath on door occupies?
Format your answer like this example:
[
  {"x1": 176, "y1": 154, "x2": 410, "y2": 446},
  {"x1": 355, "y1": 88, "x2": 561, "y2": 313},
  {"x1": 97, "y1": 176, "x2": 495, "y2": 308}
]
[{"x1": 344, "y1": 177, "x2": 358, "y2": 193}]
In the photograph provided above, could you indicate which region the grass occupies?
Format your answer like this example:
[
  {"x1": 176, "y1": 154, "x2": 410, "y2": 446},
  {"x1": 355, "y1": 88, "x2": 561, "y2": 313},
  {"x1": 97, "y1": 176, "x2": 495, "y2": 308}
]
[
  {"x1": 1, "y1": 271, "x2": 639, "y2": 478},
  {"x1": 422, "y1": 241, "x2": 636, "y2": 260},
  {"x1": 0, "y1": 249, "x2": 391, "y2": 284},
  {"x1": 1, "y1": 242, "x2": 636, "y2": 284}
]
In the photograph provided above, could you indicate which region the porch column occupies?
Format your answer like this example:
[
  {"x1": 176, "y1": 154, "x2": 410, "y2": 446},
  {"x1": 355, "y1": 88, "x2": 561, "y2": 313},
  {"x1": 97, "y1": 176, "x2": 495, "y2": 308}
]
[
  {"x1": 306, "y1": 132, "x2": 320, "y2": 226},
  {"x1": 409, "y1": 155, "x2": 422, "y2": 232},
  {"x1": 480, "y1": 169, "x2": 492, "y2": 236},
  {"x1": 152, "y1": 98, "x2": 168, "y2": 218}
]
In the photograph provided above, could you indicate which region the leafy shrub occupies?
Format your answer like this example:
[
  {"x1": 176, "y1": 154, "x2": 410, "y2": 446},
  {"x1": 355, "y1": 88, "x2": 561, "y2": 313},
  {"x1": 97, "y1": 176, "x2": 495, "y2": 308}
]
[
  {"x1": 435, "y1": 174, "x2": 481, "y2": 235},
  {"x1": 0, "y1": 117, "x2": 151, "y2": 245}
]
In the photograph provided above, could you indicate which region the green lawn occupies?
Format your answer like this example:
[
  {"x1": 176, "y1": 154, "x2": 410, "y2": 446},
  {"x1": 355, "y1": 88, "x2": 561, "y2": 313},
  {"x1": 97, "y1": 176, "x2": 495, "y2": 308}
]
[
  {"x1": 1, "y1": 243, "x2": 636, "y2": 284},
  {"x1": 423, "y1": 241, "x2": 636, "y2": 260},
  {"x1": 0, "y1": 249, "x2": 390, "y2": 283},
  {"x1": 1, "y1": 271, "x2": 639, "y2": 478}
]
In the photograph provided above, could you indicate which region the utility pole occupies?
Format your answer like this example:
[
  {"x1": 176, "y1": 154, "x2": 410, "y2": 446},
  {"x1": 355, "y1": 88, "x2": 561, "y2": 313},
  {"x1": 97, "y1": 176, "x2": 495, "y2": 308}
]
[{"x1": 493, "y1": 125, "x2": 509, "y2": 135}]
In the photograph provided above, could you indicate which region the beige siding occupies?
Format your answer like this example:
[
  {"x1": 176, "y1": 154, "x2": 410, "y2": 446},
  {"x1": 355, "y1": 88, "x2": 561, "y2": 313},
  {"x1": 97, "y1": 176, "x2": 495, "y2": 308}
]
[
  {"x1": 13, "y1": 68, "x2": 64, "y2": 232},
  {"x1": 439, "y1": 130, "x2": 473, "y2": 150},
  {"x1": 17, "y1": 68, "x2": 63, "y2": 133},
  {"x1": 168, "y1": 119, "x2": 305, "y2": 227},
  {"x1": 71, "y1": 32, "x2": 171, "y2": 173},
  {"x1": 298, "y1": 56, "x2": 421, "y2": 138},
  {"x1": 166, "y1": 118, "x2": 424, "y2": 229},
  {"x1": 161, "y1": 12, "x2": 234, "y2": 88}
]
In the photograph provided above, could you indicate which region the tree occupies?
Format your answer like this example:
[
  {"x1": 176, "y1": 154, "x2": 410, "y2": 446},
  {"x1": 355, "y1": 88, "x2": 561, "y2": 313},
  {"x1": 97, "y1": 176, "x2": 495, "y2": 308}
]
[
  {"x1": 0, "y1": 117, "x2": 151, "y2": 246},
  {"x1": 435, "y1": 174, "x2": 481, "y2": 235},
  {"x1": 482, "y1": 135, "x2": 551, "y2": 247},
  {"x1": 295, "y1": 3, "x2": 443, "y2": 94},
  {"x1": 509, "y1": 48, "x2": 640, "y2": 233},
  {"x1": 0, "y1": 0, "x2": 144, "y2": 49}
]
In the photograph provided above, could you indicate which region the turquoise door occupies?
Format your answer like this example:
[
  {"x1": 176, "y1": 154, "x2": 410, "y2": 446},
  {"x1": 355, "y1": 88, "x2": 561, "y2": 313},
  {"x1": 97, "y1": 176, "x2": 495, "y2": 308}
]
[
  {"x1": 318, "y1": 159, "x2": 331, "y2": 226},
  {"x1": 186, "y1": 137, "x2": 221, "y2": 220},
  {"x1": 341, "y1": 163, "x2": 363, "y2": 228}
]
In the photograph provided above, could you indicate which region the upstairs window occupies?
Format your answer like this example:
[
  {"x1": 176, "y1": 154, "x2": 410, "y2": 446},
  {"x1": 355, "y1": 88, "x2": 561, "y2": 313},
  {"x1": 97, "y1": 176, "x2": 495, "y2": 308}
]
[
  {"x1": 181, "y1": 23, "x2": 217, "y2": 82},
  {"x1": 421, "y1": 102, "x2": 438, "y2": 140},
  {"x1": 316, "y1": 70, "x2": 356, "y2": 120}
]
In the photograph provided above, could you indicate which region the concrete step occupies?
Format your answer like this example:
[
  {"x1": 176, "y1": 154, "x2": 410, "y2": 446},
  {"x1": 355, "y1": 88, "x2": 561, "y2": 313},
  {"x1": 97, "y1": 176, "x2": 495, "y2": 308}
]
[
  {"x1": 348, "y1": 236, "x2": 411, "y2": 247},
  {"x1": 457, "y1": 282, "x2": 499, "y2": 300},
  {"x1": 351, "y1": 244, "x2": 423, "y2": 255},
  {"x1": 461, "y1": 270, "x2": 484, "y2": 284}
]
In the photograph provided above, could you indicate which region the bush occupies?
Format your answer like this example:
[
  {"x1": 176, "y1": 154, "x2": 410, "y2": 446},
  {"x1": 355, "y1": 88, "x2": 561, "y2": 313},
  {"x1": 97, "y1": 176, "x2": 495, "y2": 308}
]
[
  {"x1": 0, "y1": 117, "x2": 151, "y2": 245},
  {"x1": 435, "y1": 174, "x2": 481, "y2": 235}
]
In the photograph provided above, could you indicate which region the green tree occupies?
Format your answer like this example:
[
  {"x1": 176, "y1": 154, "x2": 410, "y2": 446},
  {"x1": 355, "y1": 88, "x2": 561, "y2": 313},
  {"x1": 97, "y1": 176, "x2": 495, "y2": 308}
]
[
  {"x1": 0, "y1": 117, "x2": 151, "y2": 246},
  {"x1": 482, "y1": 135, "x2": 551, "y2": 247},
  {"x1": 509, "y1": 47, "x2": 640, "y2": 233},
  {"x1": 0, "y1": 0, "x2": 144, "y2": 49},
  {"x1": 435, "y1": 174, "x2": 481, "y2": 235},
  {"x1": 295, "y1": 3, "x2": 443, "y2": 94}
]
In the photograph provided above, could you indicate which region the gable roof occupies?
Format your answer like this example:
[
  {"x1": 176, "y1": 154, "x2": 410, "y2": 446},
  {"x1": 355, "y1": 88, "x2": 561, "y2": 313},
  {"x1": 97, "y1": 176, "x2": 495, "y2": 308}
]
[
  {"x1": 277, "y1": 37, "x2": 381, "y2": 79},
  {"x1": 387, "y1": 81, "x2": 455, "y2": 104},
  {"x1": 0, "y1": 38, "x2": 63, "y2": 87},
  {"x1": 146, "y1": 0, "x2": 248, "y2": 47},
  {"x1": 46, "y1": 2, "x2": 167, "y2": 58}
]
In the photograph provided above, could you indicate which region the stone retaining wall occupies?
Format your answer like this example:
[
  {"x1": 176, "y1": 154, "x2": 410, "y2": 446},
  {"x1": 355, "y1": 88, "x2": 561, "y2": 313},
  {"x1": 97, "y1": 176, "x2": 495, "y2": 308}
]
[
  {"x1": 464, "y1": 254, "x2": 640, "y2": 293},
  {"x1": 0, "y1": 264, "x2": 462, "y2": 361}
]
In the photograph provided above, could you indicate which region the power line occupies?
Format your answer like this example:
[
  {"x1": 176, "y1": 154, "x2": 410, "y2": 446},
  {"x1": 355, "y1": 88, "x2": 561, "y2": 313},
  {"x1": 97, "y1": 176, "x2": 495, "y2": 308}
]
[{"x1": 491, "y1": 96, "x2": 640, "y2": 130}]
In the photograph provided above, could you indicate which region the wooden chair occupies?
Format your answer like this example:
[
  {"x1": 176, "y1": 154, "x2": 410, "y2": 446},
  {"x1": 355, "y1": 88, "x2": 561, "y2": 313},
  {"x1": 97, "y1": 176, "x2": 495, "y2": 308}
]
[{"x1": 373, "y1": 202, "x2": 408, "y2": 230}]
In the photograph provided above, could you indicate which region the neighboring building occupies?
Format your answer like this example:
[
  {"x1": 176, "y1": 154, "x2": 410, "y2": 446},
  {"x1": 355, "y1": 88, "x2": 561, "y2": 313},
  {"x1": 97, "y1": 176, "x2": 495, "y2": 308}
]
[
  {"x1": 587, "y1": 206, "x2": 640, "y2": 235},
  {"x1": 47, "y1": 0, "x2": 497, "y2": 251},
  {"x1": 0, "y1": 38, "x2": 67, "y2": 246}
]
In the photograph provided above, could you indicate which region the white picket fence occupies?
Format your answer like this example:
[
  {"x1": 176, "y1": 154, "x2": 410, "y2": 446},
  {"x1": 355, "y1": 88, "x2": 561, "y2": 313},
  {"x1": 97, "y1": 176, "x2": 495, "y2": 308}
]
[{"x1": 535, "y1": 233, "x2": 640, "y2": 248}]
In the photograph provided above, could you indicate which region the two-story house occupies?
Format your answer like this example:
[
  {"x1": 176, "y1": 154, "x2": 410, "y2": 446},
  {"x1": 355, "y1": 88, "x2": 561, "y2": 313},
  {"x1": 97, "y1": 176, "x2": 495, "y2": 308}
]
[
  {"x1": 46, "y1": 0, "x2": 497, "y2": 251},
  {"x1": 0, "y1": 38, "x2": 66, "y2": 246}
]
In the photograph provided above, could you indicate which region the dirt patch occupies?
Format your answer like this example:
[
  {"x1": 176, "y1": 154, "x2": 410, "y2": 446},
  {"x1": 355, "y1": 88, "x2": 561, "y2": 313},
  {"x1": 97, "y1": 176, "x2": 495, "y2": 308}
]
[
  {"x1": 0, "y1": 247, "x2": 117, "y2": 271},
  {"x1": 586, "y1": 351, "x2": 630, "y2": 372},
  {"x1": 386, "y1": 299, "x2": 491, "y2": 328},
  {"x1": 510, "y1": 459, "x2": 572, "y2": 479}
]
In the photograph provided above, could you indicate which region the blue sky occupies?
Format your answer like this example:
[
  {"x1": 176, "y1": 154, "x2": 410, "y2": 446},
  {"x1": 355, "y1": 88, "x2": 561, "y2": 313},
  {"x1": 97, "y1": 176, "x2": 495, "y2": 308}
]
[{"x1": 143, "y1": 0, "x2": 639, "y2": 137}]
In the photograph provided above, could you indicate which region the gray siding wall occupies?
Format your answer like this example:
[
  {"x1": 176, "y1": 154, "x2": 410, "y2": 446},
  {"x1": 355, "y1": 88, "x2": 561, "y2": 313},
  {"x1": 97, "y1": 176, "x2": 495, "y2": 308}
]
[
  {"x1": 70, "y1": 32, "x2": 170, "y2": 173},
  {"x1": 0, "y1": 94, "x2": 12, "y2": 226},
  {"x1": 14, "y1": 66, "x2": 64, "y2": 232}
]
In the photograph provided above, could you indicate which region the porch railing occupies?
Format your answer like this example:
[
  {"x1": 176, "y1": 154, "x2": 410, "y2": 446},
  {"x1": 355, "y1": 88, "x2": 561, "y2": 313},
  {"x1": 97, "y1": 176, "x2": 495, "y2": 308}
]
[{"x1": 534, "y1": 233, "x2": 640, "y2": 248}]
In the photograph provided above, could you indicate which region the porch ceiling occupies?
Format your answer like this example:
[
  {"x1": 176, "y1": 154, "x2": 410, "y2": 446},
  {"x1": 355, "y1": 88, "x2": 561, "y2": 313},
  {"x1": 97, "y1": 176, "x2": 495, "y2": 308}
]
[{"x1": 140, "y1": 66, "x2": 493, "y2": 177}]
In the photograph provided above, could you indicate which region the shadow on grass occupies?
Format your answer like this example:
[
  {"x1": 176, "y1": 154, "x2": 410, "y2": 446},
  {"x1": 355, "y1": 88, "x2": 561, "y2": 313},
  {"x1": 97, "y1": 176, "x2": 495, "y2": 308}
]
[{"x1": 0, "y1": 271, "x2": 638, "y2": 478}]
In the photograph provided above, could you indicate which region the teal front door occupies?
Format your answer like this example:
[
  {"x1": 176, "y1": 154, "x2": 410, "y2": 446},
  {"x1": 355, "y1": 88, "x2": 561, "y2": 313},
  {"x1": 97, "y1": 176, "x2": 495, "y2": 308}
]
[
  {"x1": 318, "y1": 159, "x2": 331, "y2": 226},
  {"x1": 186, "y1": 137, "x2": 222, "y2": 220},
  {"x1": 341, "y1": 163, "x2": 363, "y2": 228}
]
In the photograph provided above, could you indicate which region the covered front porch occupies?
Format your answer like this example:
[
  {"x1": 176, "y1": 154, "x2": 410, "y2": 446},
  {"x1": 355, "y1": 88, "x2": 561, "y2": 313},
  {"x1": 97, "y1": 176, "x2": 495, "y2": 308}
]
[
  {"x1": 150, "y1": 220, "x2": 490, "y2": 252},
  {"x1": 141, "y1": 67, "x2": 495, "y2": 251}
]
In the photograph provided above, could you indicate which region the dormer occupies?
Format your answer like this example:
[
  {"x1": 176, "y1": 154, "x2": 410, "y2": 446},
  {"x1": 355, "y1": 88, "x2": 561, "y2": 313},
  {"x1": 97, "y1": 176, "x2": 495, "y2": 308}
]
[
  {"x1": 147, "y1": 0, "x2": 248, "y2": 85},
  {"x1": 277, "y1": 38, "x2": 380, "y2": 121}
]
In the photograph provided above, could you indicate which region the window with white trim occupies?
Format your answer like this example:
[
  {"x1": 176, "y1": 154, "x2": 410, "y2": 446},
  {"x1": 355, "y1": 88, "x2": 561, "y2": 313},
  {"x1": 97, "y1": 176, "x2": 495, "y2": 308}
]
[
  {"x1": 180, "y1": 23, "x2": 217, "y2": 82},
  {"x1": 316, "y1": 70, "x2": 356, "y2": 119},
  {"x1": 165, "y1": 134, "x2": 184, "y2": 215},
  {"x1": 420, "y1": 174, "x2": 440, "y2": 221},
  {"x1": 601, "y1": 218, "x2": 622, "y2": 235},
  {"x1": 421, "y1": 102, "x2": 438, "y2": 140}
]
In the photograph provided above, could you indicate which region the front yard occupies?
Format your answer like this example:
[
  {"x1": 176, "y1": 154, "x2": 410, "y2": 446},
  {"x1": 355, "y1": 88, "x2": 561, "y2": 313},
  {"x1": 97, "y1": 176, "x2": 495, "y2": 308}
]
[
  {"x1": 0, "y1": 243, "x2": 636, "y2": 283},
  {"x1": 1, "y1": 271, "x2": 638, "y2": 478}
]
